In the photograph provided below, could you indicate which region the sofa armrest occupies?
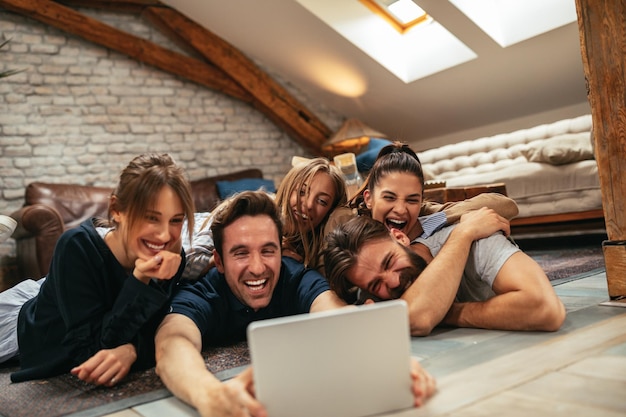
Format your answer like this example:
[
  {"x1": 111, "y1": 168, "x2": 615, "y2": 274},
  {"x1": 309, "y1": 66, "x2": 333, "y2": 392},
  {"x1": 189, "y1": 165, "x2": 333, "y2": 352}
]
[{"x1": 11, "y1": 203, "x2": 64, "y2": 279}]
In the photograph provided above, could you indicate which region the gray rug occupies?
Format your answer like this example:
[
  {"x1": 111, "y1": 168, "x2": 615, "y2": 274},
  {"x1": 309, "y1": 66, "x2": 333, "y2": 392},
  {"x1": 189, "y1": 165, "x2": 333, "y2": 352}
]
[
  {"x1": 0, "y1": 342, "x2": 250, "y2": 417},
  {"x1": 521, "y1": 233, "x2": 606, "y2": 281}
]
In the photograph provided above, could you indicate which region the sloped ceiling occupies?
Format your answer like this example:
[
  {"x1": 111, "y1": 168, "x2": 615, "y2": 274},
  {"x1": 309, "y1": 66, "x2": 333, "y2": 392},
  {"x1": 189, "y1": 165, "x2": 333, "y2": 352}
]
[
  {"x1": 161, "y1": 0, "x2": 590, "y2": 148},
  {"x1": 2, "y1": 0, "x2": 590, "y2": 151}
]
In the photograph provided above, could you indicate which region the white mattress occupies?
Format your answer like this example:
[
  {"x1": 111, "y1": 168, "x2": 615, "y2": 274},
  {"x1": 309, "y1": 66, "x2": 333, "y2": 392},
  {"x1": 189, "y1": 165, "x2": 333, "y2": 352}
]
[
  {"x1": 417, "y1": 115, "x2": 601, "y2": 219},
  {"x1": 514, "y1": 189, "x2": 602, "y2": 218},
  {"x1": 442, "y1": 160, "x2": 602, "y2": 217}
]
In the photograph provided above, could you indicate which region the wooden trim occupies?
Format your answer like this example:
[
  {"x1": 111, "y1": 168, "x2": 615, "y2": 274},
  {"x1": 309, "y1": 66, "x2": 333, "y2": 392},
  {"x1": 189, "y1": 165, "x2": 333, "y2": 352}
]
[
  {"x1": 510, "y1": 209, "x2": 605, "y2": 227},
  {"x1": 359, "y1": 0, "x2": 429, "y2": 35},
  {"x1": 510, "y1": 209, "x2": 606, "y2": 239},
  {"x1": 56, "y1": 0, "x2": 162, "y2": 12},
  {"x1": 423, "y1": 183, "x2": 507, "y2": 204}
]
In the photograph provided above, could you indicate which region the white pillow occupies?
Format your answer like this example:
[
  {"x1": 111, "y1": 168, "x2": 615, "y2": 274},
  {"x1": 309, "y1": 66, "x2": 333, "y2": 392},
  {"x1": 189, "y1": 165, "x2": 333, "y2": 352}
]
[{"x1": 521, "y1": 133, "x2": 594, "y2": 165}]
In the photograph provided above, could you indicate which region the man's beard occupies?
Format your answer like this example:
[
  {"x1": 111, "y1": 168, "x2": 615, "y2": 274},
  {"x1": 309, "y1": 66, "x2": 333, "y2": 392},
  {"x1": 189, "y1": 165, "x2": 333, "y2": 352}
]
[{"x1": 388, "y1": 247, "x2": 428, "y2": 299}]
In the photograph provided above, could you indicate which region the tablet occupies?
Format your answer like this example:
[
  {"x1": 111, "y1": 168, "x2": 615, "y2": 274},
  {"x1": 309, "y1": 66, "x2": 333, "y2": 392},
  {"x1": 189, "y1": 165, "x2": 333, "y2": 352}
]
[{"x1": 247, "y1": 300, "x2": 414, "y2": 417}]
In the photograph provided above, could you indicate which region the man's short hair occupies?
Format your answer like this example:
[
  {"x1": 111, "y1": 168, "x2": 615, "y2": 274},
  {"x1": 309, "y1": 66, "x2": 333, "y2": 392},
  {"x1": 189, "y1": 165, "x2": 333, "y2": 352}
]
[
  {"x1": 211, "y1": 191, "x2": 283, "y2": 258},
  {"x1": 323, "y1": 216, "x2": 393, "y2": 302}
]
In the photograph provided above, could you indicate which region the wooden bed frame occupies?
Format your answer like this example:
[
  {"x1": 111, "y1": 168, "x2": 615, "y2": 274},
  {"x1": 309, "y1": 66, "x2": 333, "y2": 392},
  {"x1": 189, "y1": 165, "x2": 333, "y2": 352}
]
[
  {"x1": 423, "y1": 183, "x2": 606, "y2": 238},
  {"x1": 510, "y1": 209, "x2": 606, "y2": 238}
]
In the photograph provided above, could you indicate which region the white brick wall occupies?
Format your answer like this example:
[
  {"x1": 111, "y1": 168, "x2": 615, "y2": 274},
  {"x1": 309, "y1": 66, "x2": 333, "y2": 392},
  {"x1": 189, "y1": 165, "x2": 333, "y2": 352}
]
[{"x1": 0, "y1": 10, "x2": 344, "y2": 262}]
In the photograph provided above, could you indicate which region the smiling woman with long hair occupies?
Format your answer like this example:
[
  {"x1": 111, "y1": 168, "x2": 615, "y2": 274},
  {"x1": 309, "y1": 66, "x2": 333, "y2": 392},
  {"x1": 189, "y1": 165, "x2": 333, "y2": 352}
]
[
  {"x1": 274, "y1": 157, "x2": 347, "y2": 271},
  {"x1": 0, "y1": 153, "x2": 195, "y2": 386},
  {"x1": 345, "y1": 141, "x2": 519, "y2": 241}
]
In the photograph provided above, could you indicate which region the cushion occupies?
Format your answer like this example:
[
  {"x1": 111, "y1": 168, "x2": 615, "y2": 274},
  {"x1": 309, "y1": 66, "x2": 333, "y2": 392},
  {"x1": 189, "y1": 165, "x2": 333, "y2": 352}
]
[
  {"x1": 520, "y1": 133, "x2": 594, "y2": 165},
  {"x1": 216, "y1": 178, "x2": 276, "y2": 199},
  {"x1": 356, "y1": 138, "x2": 392, "y2": 172}
]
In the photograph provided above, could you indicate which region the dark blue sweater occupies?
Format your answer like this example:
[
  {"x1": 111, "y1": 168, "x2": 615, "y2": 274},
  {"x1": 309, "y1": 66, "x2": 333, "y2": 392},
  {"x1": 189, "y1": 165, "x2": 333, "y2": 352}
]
[{"x1": 12, "y1": 219, "x2": 184, "y2": 382}]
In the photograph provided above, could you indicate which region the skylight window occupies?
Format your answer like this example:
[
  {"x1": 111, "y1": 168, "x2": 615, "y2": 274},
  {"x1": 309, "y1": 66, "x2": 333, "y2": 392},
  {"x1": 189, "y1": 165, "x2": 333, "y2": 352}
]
[
  {"x1": 449, "y1": 0, "x2": 578, "y2": 47},
  {"x1": 360, "y1": 0, "x2": 431, "y2": 34},
  {"x1": 387, "y1": 0, "x2": 425, "y2": 24},
  {"x1": 296, "y1": 0, "x2": 476, "y2": 84}
]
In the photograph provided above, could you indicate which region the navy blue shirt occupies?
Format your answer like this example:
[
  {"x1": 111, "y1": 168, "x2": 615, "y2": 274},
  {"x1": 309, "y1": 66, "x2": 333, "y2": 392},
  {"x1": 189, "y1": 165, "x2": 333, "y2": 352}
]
[
  {"x1": 170, "y1": 256, "x2": 330, "y2": 346},
  {"x1": 12, "y1": 219, "x2": 185, "y2": 382}
]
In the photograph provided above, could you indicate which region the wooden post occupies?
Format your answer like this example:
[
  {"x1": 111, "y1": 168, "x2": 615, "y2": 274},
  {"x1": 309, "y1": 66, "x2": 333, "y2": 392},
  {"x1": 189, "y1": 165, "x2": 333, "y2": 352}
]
[{"x1": 576, "y1": 0, "x2": 626, "y2": 299}]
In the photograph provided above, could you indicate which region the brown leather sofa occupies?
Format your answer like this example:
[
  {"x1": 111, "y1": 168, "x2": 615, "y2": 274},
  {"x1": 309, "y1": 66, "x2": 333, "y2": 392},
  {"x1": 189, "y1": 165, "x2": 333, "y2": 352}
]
[{"x1": 10, "y1": 168, "x2": 263, "y2": 280}]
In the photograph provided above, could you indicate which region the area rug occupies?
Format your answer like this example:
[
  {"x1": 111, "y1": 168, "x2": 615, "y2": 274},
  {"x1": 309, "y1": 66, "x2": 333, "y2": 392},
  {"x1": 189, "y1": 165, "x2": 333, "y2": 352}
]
[
  {"x1": 0, "y1": 341, "x2": 250, "y2": 417},
  {"x1": 520, "y1": 234, "x2": 606, "y2": 281},
  {"x1": 0, "y1": 236, "x2": 607, "y2": 417}
]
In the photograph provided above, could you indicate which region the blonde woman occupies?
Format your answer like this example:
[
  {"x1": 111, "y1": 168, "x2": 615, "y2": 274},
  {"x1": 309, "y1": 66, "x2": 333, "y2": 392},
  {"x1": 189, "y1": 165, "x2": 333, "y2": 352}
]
[{"x1": 275, "y1": 157, "x2": 347, "y2": 272}]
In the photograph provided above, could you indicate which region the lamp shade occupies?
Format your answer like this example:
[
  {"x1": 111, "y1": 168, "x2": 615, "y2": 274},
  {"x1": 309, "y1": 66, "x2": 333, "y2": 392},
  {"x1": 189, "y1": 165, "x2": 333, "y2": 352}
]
[{"x1": 322, "y1": 118, "x2": 387, "y2": 156}]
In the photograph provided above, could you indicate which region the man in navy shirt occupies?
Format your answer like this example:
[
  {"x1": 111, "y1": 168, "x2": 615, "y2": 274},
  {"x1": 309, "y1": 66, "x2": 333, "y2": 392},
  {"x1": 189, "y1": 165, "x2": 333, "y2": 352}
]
[{"x1": 154, "y1": 191, "x2": 348, "y2": 416}]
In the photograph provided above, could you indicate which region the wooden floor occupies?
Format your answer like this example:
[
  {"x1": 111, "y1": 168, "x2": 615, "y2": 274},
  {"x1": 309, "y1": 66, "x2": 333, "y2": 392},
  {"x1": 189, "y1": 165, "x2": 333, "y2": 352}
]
[{"x1": 100, "y1": 271, "x2": 626, "y2": 417}]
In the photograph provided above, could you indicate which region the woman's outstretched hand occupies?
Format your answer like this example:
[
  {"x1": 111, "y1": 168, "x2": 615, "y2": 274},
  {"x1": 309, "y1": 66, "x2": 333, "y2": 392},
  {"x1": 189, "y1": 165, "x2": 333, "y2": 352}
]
[{"x1": 71, "y1": 343, "x2": 137, "y2": 387}]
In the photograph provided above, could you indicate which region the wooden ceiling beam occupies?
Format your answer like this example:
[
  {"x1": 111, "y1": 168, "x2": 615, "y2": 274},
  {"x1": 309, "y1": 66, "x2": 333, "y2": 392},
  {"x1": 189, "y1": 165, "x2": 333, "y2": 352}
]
[
  {"x1": 142, "y1": 7, "x2": 330, "y2": 154},
  {"x1": 56, "y1": 0, "x2": 162, "y2": 13},
  {"x1": 1, "y1": 0, "x2": 331, "y2": 154},
  {"x1": 0, "y1": 0, "x2": 251, "y2": 101}
]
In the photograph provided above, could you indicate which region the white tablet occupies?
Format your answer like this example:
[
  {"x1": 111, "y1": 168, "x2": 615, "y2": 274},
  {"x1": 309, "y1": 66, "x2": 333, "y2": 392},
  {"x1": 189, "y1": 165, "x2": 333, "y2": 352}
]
[{"x1": 247, "y1": 300, "x2": 414, "y2": 417}]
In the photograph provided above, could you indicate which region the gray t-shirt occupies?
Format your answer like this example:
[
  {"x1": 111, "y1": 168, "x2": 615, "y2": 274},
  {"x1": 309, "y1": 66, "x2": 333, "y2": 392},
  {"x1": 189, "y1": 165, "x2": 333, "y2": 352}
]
[{"x1": 412, "y1": 225, "x2": 520, "y2": 302}]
